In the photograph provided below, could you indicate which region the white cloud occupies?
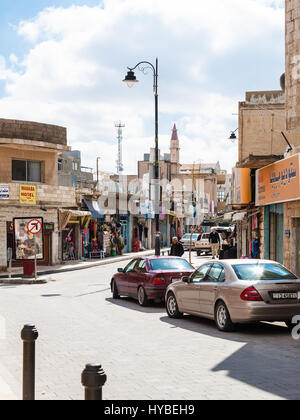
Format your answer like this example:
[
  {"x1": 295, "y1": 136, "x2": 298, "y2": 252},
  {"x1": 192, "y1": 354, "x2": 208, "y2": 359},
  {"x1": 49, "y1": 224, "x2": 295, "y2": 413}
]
[{"x1": 0, "y1": 0, "x2": 284, "y2": 175}]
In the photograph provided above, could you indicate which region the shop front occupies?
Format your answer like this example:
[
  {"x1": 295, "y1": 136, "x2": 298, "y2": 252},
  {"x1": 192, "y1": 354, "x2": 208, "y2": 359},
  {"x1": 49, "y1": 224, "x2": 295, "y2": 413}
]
[
  {"x1": 59, "y1": 209, "x2": 91, "y2": 261},
  {"x1": 256, "y1": 153, "x2": 300, "y2": 268}
]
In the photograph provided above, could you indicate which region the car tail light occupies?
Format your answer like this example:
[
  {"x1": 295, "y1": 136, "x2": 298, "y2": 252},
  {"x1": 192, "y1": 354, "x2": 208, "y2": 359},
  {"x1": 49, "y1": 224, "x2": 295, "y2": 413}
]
[
  {"x1": 240, "y1": 286, "x2": 263, "y2": 302},
  {"x1": 153, "y1": 277, "x2": 165, "y2": 285}
]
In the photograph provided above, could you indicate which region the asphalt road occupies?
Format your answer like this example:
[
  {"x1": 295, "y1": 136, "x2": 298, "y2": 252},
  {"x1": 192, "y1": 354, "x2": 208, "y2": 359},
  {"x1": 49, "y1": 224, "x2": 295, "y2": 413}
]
[{"x1": 0, "y1": 252, "x2": 299, "y2": 400}]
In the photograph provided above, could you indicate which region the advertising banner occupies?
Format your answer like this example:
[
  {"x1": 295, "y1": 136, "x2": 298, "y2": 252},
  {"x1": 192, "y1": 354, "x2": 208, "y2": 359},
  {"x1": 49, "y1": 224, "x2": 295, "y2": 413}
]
[
  {"x1": 256, "y1": 154, "x2": 300, "y2": 206},
  {"x1": 20, "y1": 184, "x2": 37, "y2": 205},
  {"x1": 13, "y1": 217, "x2": 44, "y2": 260}
]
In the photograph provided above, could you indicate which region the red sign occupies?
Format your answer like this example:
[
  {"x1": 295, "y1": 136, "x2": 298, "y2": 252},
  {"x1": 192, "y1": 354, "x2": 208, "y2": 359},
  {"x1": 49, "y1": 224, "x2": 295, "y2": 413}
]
[{"x1": 27, "y1": 219, "x2": 42, "y2": 235}]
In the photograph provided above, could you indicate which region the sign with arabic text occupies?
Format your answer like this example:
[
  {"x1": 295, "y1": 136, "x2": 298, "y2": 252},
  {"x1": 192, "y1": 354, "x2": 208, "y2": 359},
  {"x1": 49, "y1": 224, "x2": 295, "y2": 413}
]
[
  {"x1": 256, "y1": 154, "x2": 300, "y2": 206},
  {"x1": 0, "y1": 185, "x2": 9, "y2": 200}
]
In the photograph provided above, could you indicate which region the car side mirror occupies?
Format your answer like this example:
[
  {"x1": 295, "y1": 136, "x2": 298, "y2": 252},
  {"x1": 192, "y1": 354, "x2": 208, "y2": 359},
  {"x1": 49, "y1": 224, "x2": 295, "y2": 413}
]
[
  {"x1": 182, "y1": 276, "x2": 190, "y2": 283},
  {"x1": 118, "y1": 268, "x2": 124, "y2": 273}
]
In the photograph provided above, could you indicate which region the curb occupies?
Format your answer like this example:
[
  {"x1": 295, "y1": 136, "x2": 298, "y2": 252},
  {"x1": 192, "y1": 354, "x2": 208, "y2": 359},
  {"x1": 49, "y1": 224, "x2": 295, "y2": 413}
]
[{"x1": 0, "y1": 277, "x2": 48, "y2": 285}]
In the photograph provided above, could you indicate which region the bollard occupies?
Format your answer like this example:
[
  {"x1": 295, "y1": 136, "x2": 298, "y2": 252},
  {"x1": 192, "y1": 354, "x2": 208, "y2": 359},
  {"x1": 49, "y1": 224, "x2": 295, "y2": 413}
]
[
  {"x1": 81, "y1": 363, "x2": 107, "y2": 400},
  {"x1": 21, "y1": 324, "x2": 38, "y2": 401}
]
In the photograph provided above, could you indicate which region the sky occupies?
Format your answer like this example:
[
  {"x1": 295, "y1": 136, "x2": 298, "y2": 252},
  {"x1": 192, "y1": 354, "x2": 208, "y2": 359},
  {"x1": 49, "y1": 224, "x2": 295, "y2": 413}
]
[{"x1": 0, "y1": 0, "x2": 285, "y2": 175}]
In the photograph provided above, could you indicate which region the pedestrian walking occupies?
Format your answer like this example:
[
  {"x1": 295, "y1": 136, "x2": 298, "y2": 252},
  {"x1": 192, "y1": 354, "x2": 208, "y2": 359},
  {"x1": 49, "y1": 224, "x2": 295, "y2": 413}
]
[
  {"x1": 170, "y1": 237, "x2": 185, "y2": 257},
  {"x1": 209, "y1": 228, "x2": 220, "y2": 259}
]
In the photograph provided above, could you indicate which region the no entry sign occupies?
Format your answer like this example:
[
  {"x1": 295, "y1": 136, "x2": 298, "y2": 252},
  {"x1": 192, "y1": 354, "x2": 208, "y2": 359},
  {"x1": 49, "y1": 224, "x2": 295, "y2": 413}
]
[{"x1": 27, "y1": 219, "x2": 42, "y2": 235}]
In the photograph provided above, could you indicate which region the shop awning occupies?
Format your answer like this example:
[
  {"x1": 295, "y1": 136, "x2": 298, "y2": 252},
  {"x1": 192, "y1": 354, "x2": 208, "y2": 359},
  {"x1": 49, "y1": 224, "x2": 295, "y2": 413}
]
[
  {"x1": 84, "y1": 200, "x2": 104, "y2": 220},
  {"x1": 59, "y1": 209, "x2": 91, "y2": 231},
  {"x1": 232, "y1": 212, "x2": 247, "y2": 221}
]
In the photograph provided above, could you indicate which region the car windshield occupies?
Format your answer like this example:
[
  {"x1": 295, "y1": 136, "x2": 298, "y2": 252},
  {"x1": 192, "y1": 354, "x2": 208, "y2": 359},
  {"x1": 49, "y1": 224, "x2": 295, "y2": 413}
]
[
  {"x1": 150, "y1": 258, "x2": 193, "y2": 271},
  {"x1": 182, "y1": 234, "x2": 198, "y2": 240},
  {"x1": 232, "y1": 263, "x2": 298, "y2": 281}
]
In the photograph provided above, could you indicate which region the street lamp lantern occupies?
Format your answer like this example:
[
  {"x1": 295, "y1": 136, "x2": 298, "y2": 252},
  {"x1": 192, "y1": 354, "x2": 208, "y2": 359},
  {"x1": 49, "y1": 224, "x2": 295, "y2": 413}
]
[
  {"x1": 123, "y1": 70, "x2": 139, "y2": 88},
  {"x1": 122, "y1": 58, "x2": 161, "y2": 256},
  {"x1": 229, "y1": 128, "x2": 238, "y2": 142}
]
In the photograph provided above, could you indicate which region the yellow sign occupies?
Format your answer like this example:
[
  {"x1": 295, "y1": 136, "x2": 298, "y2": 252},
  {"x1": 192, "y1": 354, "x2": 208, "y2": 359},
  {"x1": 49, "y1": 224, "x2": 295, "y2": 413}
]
[
  {"x1": 232, "y1": 168, "x2": 251, "y2": 204},
  {"x1": 256, "y1": 154, "x2": 300, "y2": 206},
  {"x1": 20, "y1": 184, "x2": 37, "y2": 205}
]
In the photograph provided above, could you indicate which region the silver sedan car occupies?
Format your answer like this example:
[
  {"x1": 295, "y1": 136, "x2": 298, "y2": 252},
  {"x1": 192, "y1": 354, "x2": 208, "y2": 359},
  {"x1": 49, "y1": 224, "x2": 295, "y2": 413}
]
[{"x1": 165, "y1": 259, "x2": 300, "y2": 332}]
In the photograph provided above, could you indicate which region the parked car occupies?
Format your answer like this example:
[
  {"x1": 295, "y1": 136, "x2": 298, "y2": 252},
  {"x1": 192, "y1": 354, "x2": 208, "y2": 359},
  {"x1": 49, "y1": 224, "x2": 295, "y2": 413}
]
[
  {"x1": 165, "y1": 259, "x2": 300, "y2": 332},
  {"x1": 194, "y1": 233, "x2": 211, "y2": 256},
  {"x1": 180, "y1": 233, "x2": 202, "y2": 251},
  {"x1": 194, "y1": 232, "x2": 228, "y2": 256},
  {"x1": 111, "y1": 256, "x2": 194, "y2": 306}
]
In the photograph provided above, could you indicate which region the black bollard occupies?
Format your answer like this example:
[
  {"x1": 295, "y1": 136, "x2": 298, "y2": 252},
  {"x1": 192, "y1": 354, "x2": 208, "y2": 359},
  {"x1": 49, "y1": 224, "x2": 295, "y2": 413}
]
[
  {"x1": 21, "y1": 324, "x2": 38, "y2": 401},
  {"x1": 81, "y1": 363, "x2": 107, "y2": 400}
]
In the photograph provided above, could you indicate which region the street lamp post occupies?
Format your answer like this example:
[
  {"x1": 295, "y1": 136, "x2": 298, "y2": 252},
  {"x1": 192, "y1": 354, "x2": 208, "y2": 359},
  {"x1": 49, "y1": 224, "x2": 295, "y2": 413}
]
[{"x1": 123, "y1": 58, "x2": 161, "y2": 256}]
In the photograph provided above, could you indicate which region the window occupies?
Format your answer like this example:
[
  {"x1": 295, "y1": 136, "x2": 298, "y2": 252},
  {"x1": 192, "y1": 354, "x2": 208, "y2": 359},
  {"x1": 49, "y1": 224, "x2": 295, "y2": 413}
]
[
  {"x1": 150, "y1": 258, "x2": 193, "y2": 271},
  {"x1": 58, "y1": 159, "x2": 63, "y2": 172},
  {"x1": 136, "y1": 259, "x2": 146, "y2": 273},
  {"x1": 12, "y1": 160, "x2": 42, "y2": 183},
  {"x1": 125, "y1": 260, "x2": 138, "y2": 273},
  {"x1": 72, "y1": 161, "x2": 79, "y2": 171},
  {"x1": 191, "y1": 264, "x2": 212, "y2": 283},
  {"x1": 232, "y1": 264, "x2": 297, "y2": 281},
  {"x1": 206, "y1": 264, "x2": 225, "y2": 282}
]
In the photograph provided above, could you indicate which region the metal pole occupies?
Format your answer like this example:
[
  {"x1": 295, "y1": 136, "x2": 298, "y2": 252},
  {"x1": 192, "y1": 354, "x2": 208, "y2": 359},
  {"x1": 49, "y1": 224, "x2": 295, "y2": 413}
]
[
  {"x1": 21, "y1": 325, "x2": 38, "y2": 401},
  {"x1": 81, "y1": 363, "x2": 107, "y2": 401},
  {"x1": 154, "y1": 58, "x2": 161, "y2": 256},
  {"x1": 34, "y1": 235, "x2": 37, "y2": 281}
]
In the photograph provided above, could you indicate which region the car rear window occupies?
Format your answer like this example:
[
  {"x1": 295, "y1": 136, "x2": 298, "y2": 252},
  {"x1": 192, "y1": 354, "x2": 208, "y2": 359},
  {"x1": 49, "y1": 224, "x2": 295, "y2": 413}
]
[
  {"x1": 232, "y1": 263, "x2": 298, "y2": 281},
  {"x1": 150, "y1": 258, "x2": 193, "y2": 271},
  {"x1": 201, "y1": 234, "x2": 210, "y2": 240}
]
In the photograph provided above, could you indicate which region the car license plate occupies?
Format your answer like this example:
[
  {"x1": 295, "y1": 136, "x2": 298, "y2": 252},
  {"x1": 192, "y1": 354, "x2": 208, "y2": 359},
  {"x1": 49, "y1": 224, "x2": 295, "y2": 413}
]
[{"x1": 272, "y1": 292, "x2": 298, "y2": 300}]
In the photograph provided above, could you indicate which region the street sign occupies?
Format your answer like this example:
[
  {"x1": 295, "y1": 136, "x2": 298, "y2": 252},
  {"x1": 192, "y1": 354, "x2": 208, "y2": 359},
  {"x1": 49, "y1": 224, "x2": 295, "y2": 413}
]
[{"x1": 27, "y1": 219, "x2": 42, "y2": 235}]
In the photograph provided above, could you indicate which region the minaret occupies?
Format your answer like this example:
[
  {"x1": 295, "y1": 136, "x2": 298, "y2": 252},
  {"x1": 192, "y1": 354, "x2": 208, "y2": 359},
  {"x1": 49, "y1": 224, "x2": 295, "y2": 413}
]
[{"x1": 170, "y1": 124, "x2": 180, "y2": 166}]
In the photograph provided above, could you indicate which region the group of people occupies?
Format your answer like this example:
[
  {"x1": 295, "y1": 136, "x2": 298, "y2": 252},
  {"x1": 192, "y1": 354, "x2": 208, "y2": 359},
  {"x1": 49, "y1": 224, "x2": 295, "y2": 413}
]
[{"x1": 169, "y1": 227, "x2": 242, "y2": 260}]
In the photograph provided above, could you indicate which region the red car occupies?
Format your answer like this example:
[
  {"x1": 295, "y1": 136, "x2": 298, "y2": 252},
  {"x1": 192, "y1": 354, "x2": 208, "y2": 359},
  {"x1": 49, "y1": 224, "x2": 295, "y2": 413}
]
[{"x1": 111, "y1": 256, "x2": 194, "y2": 306}]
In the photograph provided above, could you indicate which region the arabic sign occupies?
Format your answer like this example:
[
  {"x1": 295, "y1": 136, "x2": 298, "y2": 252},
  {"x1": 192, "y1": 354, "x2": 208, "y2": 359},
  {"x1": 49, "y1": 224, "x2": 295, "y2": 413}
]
[
  {"x1": 14, "y1": 218, "x2": 44, "y2": 260},
  {"x1": 20, "y1": 184, "x2": 37, "y2": 205},
  {"x1": 232, "y1": 168, "x2": 251, "y2": 204},
  {"x1": 0, "y1": 185, "x2": 9, "y2": 200},
  {"x1": 256, "y1": 154, "x2": 300, "y2": 206}
]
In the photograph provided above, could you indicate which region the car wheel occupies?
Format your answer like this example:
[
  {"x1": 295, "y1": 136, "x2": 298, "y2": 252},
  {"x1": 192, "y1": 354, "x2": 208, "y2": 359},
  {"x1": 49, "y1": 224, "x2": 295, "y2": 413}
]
[
  {"x1": 112, "y1": 279, "x2": 120, "y2": 299},
  {"x1": 138, "y1": 286, "x2": 148, "y2": 307},
  {"x1": 215, "y1": 301, "x2": 235, "y2": 332},
  {"x1": 166, "y1": 293, "x2": 183, "y2": 319}
]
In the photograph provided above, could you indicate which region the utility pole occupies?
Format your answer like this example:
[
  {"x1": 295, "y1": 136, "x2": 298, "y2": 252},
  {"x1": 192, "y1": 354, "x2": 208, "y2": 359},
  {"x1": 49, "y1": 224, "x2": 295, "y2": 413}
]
[{"x1": 115, "y1": 121, "x2": 125, "y2": 174}]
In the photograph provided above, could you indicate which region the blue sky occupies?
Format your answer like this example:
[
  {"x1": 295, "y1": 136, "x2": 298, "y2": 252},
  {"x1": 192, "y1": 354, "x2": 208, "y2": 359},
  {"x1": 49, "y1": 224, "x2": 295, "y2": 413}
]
[{"x1": 0, "y1": 0, "x2": 285, "y2": 174}]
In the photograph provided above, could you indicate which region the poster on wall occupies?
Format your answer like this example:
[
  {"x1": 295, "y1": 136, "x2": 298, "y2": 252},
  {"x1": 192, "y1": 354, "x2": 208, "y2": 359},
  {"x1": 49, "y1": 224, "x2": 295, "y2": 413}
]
[{"x1": 13, "y1": 218, "x2": 44, "y2": 260}]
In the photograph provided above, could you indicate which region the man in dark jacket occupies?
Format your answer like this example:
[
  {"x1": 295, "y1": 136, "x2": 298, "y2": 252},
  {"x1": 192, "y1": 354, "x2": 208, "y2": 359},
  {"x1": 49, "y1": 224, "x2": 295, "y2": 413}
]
[
  {"x1": 209, "y1": 229, "x2": 220, "y2": 259},
  {"x1": 170, "y1": 237, "x2": 185, "y2": 257}
]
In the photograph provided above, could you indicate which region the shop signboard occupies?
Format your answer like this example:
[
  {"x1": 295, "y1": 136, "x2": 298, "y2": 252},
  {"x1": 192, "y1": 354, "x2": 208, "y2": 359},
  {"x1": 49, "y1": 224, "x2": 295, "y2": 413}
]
[
  {"x1": 0, "y1": 184, "x2": 9, "y2": 200},
  {"x1": 20, "y1": 184, "x2": 37, "y2": 205},
  {"x1": 13, "y1": 217, "x2": 44, "y2": 260},
  {"x1": 256, "y1": 154, "x2": 300, "y2": 206},
  {"x1": 232, "y1": 168, "x2": 251, "y2": 204}
]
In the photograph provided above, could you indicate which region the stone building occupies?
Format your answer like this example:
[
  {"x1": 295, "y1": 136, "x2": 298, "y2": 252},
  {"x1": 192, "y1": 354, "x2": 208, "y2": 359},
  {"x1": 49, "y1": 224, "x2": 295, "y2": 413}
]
[
  {"x1": 0, "y1": 118, "x2": 89, "y2": 271},
  {"x1": 58, "y1": 150, "x2": 94, "y2": 189}
]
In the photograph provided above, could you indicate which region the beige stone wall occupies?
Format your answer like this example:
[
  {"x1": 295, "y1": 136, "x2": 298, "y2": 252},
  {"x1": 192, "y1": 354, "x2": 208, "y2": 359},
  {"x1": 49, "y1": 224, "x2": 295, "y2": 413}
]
[
  {"x1": 238, "y1": 103, "x2": 286, "y2": 162},
  {"x1": 283, "y1": 201, "x2": 300, "y2": 272},
  {"x1": 286, "y1": 0, "x2": 300, "y2": 131},
  {"x1": 0, "y1": 146, "x2": 59, "y2": 186},
  {"x1": 1, "y1": 183, "x2": 76, "y2": 207},
  {"x1": 0, "y1": 207, "x2": 60, "y2": 271},
  {"x1": 0, "y1": 119, "x2": 66, "y2": 145}
]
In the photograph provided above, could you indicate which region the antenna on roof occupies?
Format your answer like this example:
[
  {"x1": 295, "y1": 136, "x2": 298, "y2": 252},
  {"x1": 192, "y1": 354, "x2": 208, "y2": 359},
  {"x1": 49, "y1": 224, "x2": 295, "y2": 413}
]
[{"x1": 115, "y1": 121, "x2": 125, "y2": 174}]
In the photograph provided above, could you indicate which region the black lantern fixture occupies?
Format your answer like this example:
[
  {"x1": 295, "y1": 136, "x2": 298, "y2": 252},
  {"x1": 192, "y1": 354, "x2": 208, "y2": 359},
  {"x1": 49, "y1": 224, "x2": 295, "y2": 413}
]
[
  {"x1": 229, "y1": 128, "x2": 238, "y2": 141},
  {"x1": 123, "y1": 70, "x2": 139, "y2": 88}
]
